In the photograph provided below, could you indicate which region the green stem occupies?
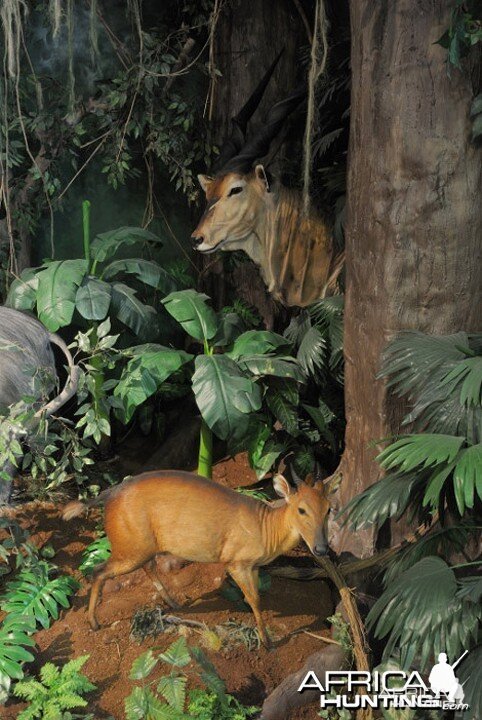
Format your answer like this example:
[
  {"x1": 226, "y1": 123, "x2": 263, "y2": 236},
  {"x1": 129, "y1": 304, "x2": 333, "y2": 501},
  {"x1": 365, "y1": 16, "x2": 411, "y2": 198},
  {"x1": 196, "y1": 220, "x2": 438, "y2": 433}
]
[
  {"x1": 197, "y1": 418, "x2": 213, "y2": 479},
  {"x1": 82, "y1": 200, "x2": 91, "y2": 269}
]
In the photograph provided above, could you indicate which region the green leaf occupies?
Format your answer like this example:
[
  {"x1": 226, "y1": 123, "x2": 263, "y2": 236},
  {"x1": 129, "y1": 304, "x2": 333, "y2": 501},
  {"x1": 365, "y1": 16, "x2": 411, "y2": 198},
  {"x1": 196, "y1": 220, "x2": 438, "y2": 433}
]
[
  {"x1": 115, "y1": 346, "x2": 193, "y2": 422},
  {"x1": 90, "y1": 226, "x2": 163, "y2": 264},
  {"x1": 157, "y1": 674, "x2": 186, "y2": 710},
  {"x1": 192, "y1": 356, "x2": 262, "y2": 441},
  {"x1": 36, "y1": 260, "x2": 88, "y2": 331},
  {"x1": 75, "y1": 277, "x2": 112, "y2": 321},
  {"x1": 228, "y1": 330, "x2": 290, "y2": 359},
  {"x1": 266, "y1": 387, "x2": 299, "y2": 436},
  {"x1": 5, "y1": 268, "x2": 39, "y2": 311},
  {"x1": 441, "y1": 356, "x2": 482, "y2": 407},
  {"x1": 79, "y1": 534, "x2": 111, "y2": 575},
  {"x1": 129, "y1": 650, "x2": 158, "y2": 680},
  {"x1": 458, "y1": 647, "x2": 482, "y2": 720},
  {"x1": 239, "y1": 355, "x2": 305, "y2": 382},
  {"x1": 452, "y1": 443, "x2": 482, "y2": 513},
  {"x1": 110, "y1": 282, "x2": 156, "y2": 337},
  {"x1": 159, "y1": 637, "x2": 191, "y2": 668},
  {"x1": 377, "y1": 434, "x2": 465, "y2": 472},
  {"x1": 103, "y1": 259, "x2": 177, "y2": 294},
  {"x1": 162, "y1": 289, "x2": 218, "y2": 342},
  {"x1": 367, "y1": 557, "x2": 480, "y2": 670},
  {"x1": 296, "y1": 326, "x2": 327, "y2": 376}
]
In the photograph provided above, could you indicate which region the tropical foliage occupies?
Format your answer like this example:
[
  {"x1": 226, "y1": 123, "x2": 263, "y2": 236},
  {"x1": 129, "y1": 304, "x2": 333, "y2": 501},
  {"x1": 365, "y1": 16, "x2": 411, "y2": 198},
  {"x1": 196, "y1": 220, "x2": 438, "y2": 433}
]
[
  {"x1": 6, "y1": 209, "x2": 178, "y2": 339},
  {"x1": 341, "y1": 331, "x2": 482, "y2": 715},
  {"x1": 13, "y1": 655, "x2": 95, "y2": 720},
  {"x1": 0, "y1": 522, "x2": 78, "y2": 700},
  {"x1": 125, "y1": 637, "x2": 258, "y2": 720}
]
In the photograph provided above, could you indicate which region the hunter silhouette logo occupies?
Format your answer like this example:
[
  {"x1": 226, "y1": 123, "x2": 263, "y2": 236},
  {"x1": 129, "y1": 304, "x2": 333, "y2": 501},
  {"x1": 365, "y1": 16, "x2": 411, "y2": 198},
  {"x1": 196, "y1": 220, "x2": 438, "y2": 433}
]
[
  {"x1": 428, "y1": 651, "x2": 467, "y2": 703},
  {"x1": 297, "y1": 649, "x2": 470, "y2": 711}
]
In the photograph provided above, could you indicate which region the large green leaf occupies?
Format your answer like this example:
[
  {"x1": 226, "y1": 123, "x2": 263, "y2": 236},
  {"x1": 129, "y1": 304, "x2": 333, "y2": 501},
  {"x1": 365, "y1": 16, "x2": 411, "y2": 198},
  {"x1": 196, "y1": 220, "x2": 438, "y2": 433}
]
[
  {"x1": 90, "y1": 226, "x2": 163, "y2": 265},
  {"x1": 441, "y1": 356, "x2": 482, "y2": 407},
  {"x1": 102, "y1": 258, "x2": 177, "y2": 294},
  {"x1": 192, "y1": 355, "x2": 261, "y2": 441},
  {"x1": 452, "y1": 443, "x2": 482, "y2": 513},
  {"x1": 339, "y1": 472, "x2": 424, "y2": 530},
  {"x1": 266, "y1": 386, "x2": 299, "y2": 436},
  {"x1": 110, "y1": 282, "x2": 156, "y2": 337},
  {"x1": 367, "y1": 556, "x2": 481, "y2": 670},
  {"x1": 239, "y1": 355, "x2": 305, "y2": 382},
  {"x1": 377, "y1": 434, "x2": 465, "y2": 472},
  {"x1": 380, "y1": 331, "x2": 482, "y2": 440},
  {"x1": 129, "y1": 650, "x2": 158, "y2": 680},
  {"x1": 228, "y1": 330, "x2": 290, "y2": 359},
  {"x1": 159, "y1": 637, "x2": 191, "y2": 668},
  {"x1": 115, "y1": 345, "x2": 193, "y2": 421},
  {"x1": 162, "y1": 289, "x2": 218, "y2": 343},
  {"x1": 75, "y1": 277, "x2": 112, "y2": 321},
  {"x1": 5, "y1": 268, "x2": 39, "y2": 311},
  {"x1": 36, "y1": 259, "x2": 87, "y2": 331},
  {"x1": 157, "y1": 675, "x2": 186, "y2": 711},
  {"x1": 296, "y1": 326, "x2": 327, "y2": 376},
  {"x1": 458, "y1": 647, "x2": 482, "y2": 720}
]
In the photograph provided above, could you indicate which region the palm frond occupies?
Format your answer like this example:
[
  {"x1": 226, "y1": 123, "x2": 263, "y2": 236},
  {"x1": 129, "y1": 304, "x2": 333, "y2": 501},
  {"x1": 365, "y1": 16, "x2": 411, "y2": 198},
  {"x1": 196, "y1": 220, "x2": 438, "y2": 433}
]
[
  {"x1": 338, "y1": 471, "x2": 426, "y2": 530},
  {"x1": 380, "y1": 331, "x2": 482, "y2": 441},
  {"x1": 367, "y1": 556, "x2": 481, "y2": 670},
  {"x1": 383, "y1": 524, "x2": 477, "y2": 585}
]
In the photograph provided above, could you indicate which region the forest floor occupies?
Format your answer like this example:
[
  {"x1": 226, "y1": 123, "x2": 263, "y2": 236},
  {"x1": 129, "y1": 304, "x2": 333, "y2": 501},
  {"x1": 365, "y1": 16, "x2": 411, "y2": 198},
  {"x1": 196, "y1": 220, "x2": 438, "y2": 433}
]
[{"x1": 1, "y1": 453, "x2": 334, "y2": 720}]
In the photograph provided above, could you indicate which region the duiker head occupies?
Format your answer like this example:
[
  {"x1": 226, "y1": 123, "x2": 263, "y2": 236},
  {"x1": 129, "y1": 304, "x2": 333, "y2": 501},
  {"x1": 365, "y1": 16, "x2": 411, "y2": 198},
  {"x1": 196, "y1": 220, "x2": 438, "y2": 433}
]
[{"x1": 273, "y1": 468, "x2": 332, "y2": 557}]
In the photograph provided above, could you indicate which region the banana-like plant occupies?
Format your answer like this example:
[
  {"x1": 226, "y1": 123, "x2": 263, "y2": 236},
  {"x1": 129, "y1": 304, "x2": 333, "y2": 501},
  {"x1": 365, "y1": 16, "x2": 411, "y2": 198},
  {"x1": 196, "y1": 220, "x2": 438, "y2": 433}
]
[
  {"x1": 6, "y1": 201, "x2": 179, "y2": 339},
  {"x1": 341, "y1": 330, "x2": 482, "y2": 715},
  {"x1": 114, "y1": 288, "x2": 305, "y2": 478}
]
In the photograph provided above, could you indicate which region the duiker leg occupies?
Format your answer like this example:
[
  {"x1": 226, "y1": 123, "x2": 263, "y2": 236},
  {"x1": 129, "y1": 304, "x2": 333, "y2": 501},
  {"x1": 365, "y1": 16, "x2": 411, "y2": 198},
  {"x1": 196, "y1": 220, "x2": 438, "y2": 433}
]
[
  {"x1": 227, "y1": 564, "x2": 270, "y2": 648},
  {"x1": 88, "y1": 556, "x2": 148, "y2": 630},
  {"x1": 143, "y1": 559, "x2": 180, "y2": 609}
]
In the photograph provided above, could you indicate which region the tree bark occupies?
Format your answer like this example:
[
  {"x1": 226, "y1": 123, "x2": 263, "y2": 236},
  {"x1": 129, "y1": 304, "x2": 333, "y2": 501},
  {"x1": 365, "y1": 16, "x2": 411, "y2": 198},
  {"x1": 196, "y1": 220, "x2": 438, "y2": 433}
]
[{"x1": 330, "y1": 0, "x2": 482, "y2": 556}]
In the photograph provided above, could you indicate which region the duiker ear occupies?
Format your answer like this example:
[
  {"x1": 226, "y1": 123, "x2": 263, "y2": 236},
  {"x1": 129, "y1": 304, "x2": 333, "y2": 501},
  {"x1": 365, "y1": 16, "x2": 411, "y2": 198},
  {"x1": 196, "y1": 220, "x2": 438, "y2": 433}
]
[
  {"x1": 198, "y1": 174, "x2": 213, "y2": 193},
  {"x1": 254, "y1": 164, "x2": 270, "y2": 192},
  {"x1": 273, "y1": 473, "x2": 292, "y2": 500}
]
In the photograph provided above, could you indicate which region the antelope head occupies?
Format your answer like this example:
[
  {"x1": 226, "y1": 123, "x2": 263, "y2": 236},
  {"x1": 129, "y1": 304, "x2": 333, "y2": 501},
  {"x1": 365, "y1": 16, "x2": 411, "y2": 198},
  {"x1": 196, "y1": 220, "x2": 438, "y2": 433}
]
[
  {"x1": 192, "y1": 53, "x2": 305, "y2": 257},
  {"x1": 273, "y1": 465, "x2": 333, "y2": 558},
  {"x1": 191, "y1": 165, "x2": 271, "y2": 255}
]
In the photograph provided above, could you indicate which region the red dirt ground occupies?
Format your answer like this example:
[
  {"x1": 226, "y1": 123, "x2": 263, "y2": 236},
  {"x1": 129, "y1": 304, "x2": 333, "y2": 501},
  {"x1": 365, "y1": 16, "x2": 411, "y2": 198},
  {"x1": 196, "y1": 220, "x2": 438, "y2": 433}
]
[{"x1": 1, "y1": 454, "x2": 334, "y2": 719}]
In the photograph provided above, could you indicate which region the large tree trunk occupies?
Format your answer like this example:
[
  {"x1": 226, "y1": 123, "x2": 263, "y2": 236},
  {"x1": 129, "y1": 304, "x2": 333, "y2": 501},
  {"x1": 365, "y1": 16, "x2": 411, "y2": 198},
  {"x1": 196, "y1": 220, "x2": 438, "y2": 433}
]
[{"x1": 330, "y1": 0, "x2": 482, "y2": 556}]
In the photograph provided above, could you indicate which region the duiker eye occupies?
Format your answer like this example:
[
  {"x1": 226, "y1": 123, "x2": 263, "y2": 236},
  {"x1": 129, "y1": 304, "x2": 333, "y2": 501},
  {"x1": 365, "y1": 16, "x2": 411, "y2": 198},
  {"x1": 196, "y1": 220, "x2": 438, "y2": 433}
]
[
  {"x1": 228, "y1": 186, "x2": 243, "y2": 197},
  {"x1": 298, "y1": 507, "x2": 307, "y2": 515}
]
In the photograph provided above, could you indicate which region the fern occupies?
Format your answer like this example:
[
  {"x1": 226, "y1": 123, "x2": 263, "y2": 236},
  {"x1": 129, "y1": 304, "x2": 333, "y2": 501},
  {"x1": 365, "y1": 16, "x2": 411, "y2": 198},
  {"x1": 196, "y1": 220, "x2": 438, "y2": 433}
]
[
  {"x1": 13, "y1": 655, "x2": 95, "y2": 720},
  {"x1": 124, "y1": 639, "x2": 258, "y2": 720}
]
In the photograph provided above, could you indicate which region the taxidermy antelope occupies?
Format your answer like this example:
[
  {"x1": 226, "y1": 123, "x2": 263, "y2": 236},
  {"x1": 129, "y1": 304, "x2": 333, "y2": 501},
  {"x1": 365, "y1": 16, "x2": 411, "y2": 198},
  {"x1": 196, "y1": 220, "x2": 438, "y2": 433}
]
[
  {"x1": 192, "y1": 57, "x2": 344, "y2": 307},
  {"x1": 63, "y1": 467, "x2": 331, "y2": 647}
]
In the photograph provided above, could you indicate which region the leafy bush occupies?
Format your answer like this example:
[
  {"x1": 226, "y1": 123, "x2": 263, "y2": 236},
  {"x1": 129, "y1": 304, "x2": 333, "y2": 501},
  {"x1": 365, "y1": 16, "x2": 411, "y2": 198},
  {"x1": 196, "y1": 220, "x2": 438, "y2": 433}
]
[
  {"x1": 341, "y1": 331, "x2": 482, "y2": 715},
  {"x1": 125, "y1": 637, "x2": 258, "y2": 720},
  {"x1": 13, "y1": 655, "x2": 96, "y2": 720},
  {"x1": 6, "y1": 206, "x2": 177, "y2": 339},
  {"x1": 0, "y1": 527, "x2": 79, "y2": 698}
]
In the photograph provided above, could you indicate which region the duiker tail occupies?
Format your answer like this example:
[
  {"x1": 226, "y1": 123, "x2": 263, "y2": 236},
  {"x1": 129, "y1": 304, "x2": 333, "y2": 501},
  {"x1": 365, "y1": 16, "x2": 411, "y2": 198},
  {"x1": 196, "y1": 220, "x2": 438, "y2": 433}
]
[{"x1": 62, "y1": 487, "x2": 112, "y2": 520}]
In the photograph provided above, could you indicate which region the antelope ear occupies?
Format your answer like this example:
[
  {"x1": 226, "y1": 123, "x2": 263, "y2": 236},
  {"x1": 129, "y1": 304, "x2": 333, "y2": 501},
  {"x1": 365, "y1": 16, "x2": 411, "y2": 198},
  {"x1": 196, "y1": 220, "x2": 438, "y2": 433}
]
[
  {"x1": 198, "y1": 174, "x2": 213, "y2": 193},
  {"x1": 254, "y1": 164, "x2": 270, "y2": 192},
  {"x1": 315, "y1": 474, "x2": 339, "y2": 495},
  {"x1": 273, "y1": 473, "x2": 292, "y2": 500}
]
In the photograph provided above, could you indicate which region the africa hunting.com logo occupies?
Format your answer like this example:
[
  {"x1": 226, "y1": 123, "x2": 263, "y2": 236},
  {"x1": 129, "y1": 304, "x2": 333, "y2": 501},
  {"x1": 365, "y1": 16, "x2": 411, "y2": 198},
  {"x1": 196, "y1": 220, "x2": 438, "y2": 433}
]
[{"x1": 297, "y1": 651, "x2": 469, "y2": 712}]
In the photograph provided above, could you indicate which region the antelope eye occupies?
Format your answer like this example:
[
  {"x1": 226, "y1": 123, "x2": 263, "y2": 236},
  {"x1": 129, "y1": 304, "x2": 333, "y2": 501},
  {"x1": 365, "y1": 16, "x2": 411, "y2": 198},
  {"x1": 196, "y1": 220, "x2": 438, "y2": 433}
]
[
  {"x1": 298, "y1": 507, "x2": 307, "y2": 515},
  {"x1": 228, "y1": 186, "x2": 243, "y2": 197}
]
